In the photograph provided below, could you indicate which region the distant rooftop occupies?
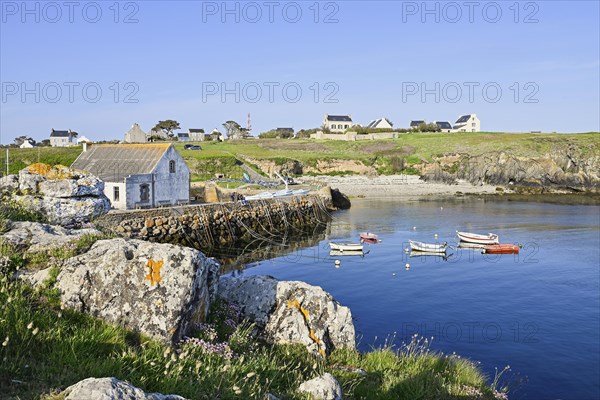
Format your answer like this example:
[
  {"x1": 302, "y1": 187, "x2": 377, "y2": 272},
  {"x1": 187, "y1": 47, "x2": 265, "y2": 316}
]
[
  {"x1": 410, "y1": 120, "x2": 425, "y2": 127},
  {"x1": 50, "y1": 129, "x2": 71, "y2": 137},
  {"x1": 435, "y1": 121, "x2": 452, "y2": 129},
  {"x1": 455, "y1": 115, "x2": 472, "y2": 123},
  {"x1": 326, "y1": 115, "x2": 352, "y2": 122}
]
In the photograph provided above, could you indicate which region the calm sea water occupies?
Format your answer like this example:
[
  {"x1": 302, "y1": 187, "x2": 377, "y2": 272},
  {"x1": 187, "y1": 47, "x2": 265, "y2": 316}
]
[{"x1": 237, "y1": 198, "x2": 600, "y2": 400}]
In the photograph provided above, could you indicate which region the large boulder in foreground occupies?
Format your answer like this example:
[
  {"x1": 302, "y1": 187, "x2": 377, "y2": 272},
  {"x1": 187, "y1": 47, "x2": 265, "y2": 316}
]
[
  {"x1": 1, "y1": 221, "x2": 101, "y2": 254},
  {"x1": 218, "y1": 275, "x2": 355, "y2": 356},
  {"x1": 298, "y1": 373, "x2": 343, "y2": 400},
  {"x1": 56, "y1": 238, "x2": 220, "y2": 344},
  {"x1": 62, "y1": 377, "x2": 186, "y2": 400},
  {"x1": 5, "y1": 164, "x2": 111, "y2": 227}
]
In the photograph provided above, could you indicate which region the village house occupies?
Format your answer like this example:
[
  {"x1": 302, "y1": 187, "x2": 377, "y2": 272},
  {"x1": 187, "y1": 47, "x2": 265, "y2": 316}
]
[
  {"x1": 177, "y1": 132, "x2": 190, "y2": 142},
  {"x1": 453, "y1": 114, "x2": 481, "y2": 132},
  {"x1": 71, "y1": 143, "x2": 190, "y2": 210},
  {"x1": 49, "y1": 129, "x2": 76, "y2": 147},
  {"x1": 323, "y1": 114, "x2": 352, "y2": 133},
  {"x1": 19, "y1": 139, "x2": 34, "y2": 149},
  {"x1": 433, "y1": 121, "x2": 453, "y2": 133},
  {"x1": 410, "y1": 120, "x2": 425, "y2": 129},
  {"x1": 188, "y1": 128, "x2": 206, "y2": 141},
  {"x1": 366, "y1": 118, "x2": 393, "y2": 130},
  {"x1": 123, "y1": 123, "x2": 148, "y2": 143}
]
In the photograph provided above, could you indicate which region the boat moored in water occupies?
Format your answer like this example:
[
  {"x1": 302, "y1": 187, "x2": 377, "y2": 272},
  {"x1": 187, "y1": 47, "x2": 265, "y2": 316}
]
[
  {"x1": 359, "y1": 232, "x2": 379, "y2": 240},
  {"x1": 456, "y1": 231, "x2": 499, "y2": 245},
  {"x1": 482, "y1": 244, "x2": 520, "y2": 254},
  {"x1": 409, "y1": 240, "x2": 448, "y2": 253},
  {"x1": 329, "y1": 242, "x2": 364, "y2": 252},
  {"x1": 329, "y1": 249, "x2": 366, "y2": 257}
]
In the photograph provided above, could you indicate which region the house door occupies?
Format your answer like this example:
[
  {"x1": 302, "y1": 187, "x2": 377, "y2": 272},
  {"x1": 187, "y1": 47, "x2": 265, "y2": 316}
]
[{"x1": 140, "y1": 184, "x2": 150, "y2": 203}]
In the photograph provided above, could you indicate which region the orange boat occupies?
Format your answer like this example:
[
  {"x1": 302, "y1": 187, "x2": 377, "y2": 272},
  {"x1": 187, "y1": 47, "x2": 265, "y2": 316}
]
[{"x1": 483, "y1": 244, "x2": 520, "y2": 254}]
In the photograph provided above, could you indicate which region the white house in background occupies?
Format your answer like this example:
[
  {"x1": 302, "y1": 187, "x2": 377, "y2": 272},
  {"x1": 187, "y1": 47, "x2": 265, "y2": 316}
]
[
  {"x1": 19, "y1": 140, "x2": 34, "y2": 149},
  {"x1": 77, "y1": 136, "x2": 91, "y2": 144},
  {"x1": 366, "y1": 118, "x2": 393, "y2": 130},
  {"x1": 323, "y1": 114, "x2": 352, "y2": 133},
  {"x1": 71, "y1": 143, "x2": 190, "y2": 210},
  {"x1": 188, "y1": 128, "x2": 206, "y2": 141},
  {"x1": 453, "y1": 114, "x2": 480, "y2": 132},
  {"x1": 49, "y1": 129, "x2": 75, "y2": 147},
  {"x1": 210, "y1": 128, "x2": 224, "y2": 141},
  {"x1": 177, "y1": 132, "x2": 190, "y2": 142},
  {"x1": 410, "y1": 120, "x2": 425, "y2": 129},
  {"x1": 433, "y1": 121, "x2": 453, "y2": 133},
  {"x1": 124, "y1": 123, "x2": 148, "y2": 143}
]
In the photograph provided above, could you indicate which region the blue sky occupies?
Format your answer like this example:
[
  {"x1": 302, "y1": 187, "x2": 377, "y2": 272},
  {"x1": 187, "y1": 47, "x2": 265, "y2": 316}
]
[{"x1": 1, "y1": 0, "x2": 599, "y2": 143}]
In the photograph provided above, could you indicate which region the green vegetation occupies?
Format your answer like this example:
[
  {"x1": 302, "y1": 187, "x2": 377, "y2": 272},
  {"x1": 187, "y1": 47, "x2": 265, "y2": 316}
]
[
  {"x1": 0, "y1": 272, "x2": 507, "y2": 399},
  {"x1": 2, "y1": 132, "x2": 597, "y2": 181}
]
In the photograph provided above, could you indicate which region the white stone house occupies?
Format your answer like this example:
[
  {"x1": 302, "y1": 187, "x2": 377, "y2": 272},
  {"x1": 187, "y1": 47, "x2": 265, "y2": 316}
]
[
  {"x1": 410, "y1": 120, "x2": 425, "y2": 129},
  {"x1": 433, "y1": 121, "x2": 453, "y2": 133},
  {"x1": 19, "y1": 140, "x2": 34, "y2": 149},
  {"x1": 71, "y1": 143, "x2": 190, "y2": 210},
  {"x1": 323, "y1": 114, "x2": 352, "y2": 133},
  {"x1": 366, "y1": 118, "x2": 393, "y2": 130},
  {"x1": 124, "y1": 123, "x2": 148, "y2": 143},
  {"x1": 452, "y1": 114, "x2": 480, "y2": 132},
  {"x1": 188, "y1": 129, "x2": 206, "y2": 141},
  {"x1": 50, "y1": 129, "x2": 75, "y2": 147}
]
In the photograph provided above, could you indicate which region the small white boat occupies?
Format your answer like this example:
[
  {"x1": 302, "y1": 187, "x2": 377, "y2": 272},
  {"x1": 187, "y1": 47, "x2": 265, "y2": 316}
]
[
  {"x1": 409, "y1": 240, "x2": 447, "y2": 253},
  {"x1": 329, "y1": 242, "x2": 364, "y2": 252},
  {"x1": 457, "y1": 242, "x2": 486, "y2": 250},
  {"x1": 329, "y1": 250, "x2": 365, "y2": 257},
  {"x1": 456, "y1": 231, "x2": 499, "y2": 245}
]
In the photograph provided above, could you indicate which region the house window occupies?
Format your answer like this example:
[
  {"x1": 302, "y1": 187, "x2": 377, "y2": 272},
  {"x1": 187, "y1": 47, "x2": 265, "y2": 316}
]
[
  {"x1": 169, "y1": 160, "x2": 176, "y2": 173},
  {"x1": 472, "y1": 123, "x2": 476, "y2": 127},
  {"x1": 140, "y1": 184, "x2": 149, "y2": 202},
  {"x1": 344, "y1": 125, "x2": 349, "y2": 129},
  {"x1": 113, "y1": 186, "x2": 120, "y2": 202}
]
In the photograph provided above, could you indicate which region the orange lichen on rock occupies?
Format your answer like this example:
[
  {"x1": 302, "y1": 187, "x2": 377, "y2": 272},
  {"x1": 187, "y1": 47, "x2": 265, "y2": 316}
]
[
  {"x1": 288, "y1": 298, "x2": 326, "y2": 357},
  {"x1": 145, "y1": 259, "x2": 164, "y2": 286},
  {"x1": 25, "y1": 163, "x2": 78, "y2": 179}
]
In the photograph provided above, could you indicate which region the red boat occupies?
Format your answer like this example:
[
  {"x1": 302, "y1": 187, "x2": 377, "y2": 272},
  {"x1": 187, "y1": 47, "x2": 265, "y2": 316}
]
[
  {"x1": 360, "y1": 232, "x2": 378, "y2": 240},
  {"x1": 483, "y1": 244, "x2": 520, "y2": 254}
]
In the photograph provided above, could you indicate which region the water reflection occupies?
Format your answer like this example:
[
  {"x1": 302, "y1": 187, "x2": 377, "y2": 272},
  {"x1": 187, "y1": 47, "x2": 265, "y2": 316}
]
[{"x1": 205, "y1": 223, "x2": 331, "y2": 274}]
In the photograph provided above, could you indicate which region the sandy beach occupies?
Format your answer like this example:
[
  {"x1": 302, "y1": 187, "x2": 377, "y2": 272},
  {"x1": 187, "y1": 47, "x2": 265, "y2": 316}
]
[{"x1": 303, "y1": 175, "x2": 504, "y2": 199}]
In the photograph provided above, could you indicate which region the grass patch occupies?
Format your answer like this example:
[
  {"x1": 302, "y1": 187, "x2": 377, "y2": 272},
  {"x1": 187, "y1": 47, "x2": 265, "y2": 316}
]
[{"x1": 0, "y1": 271, "x2": 508, "y2": 399}]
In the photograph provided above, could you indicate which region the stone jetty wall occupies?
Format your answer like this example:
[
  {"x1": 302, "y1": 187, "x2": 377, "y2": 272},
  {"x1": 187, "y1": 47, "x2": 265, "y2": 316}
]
[{"x1": 95, "y1": 195, "x2": 332, "y2": 249}]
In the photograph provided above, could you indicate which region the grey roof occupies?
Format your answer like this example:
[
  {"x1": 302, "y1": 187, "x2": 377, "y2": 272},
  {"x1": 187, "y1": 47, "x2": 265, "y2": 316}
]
[
  {"x1": 178, "y1": 132, "x2": 190, "y2": 137},
  {"x1": 367, "y1": 118, "x2": 392, "y2": 129},
  {"x1": 456, "y1": 115, "x2": 471, "y2": 123},
  {"x1": 50, "y1": 130, "x2": 71, "y2": 137},
  {"x1": 410, "y1": 120, "x2": 425, "y2": 127},
  {"x1": 189, "y1": 128, "x2": 205, "y2": 133},
  {"x1": 435, "y1": 121, "x2": 452, "y2": 129},
  {"x1": 71, "y1": 143, "x2": 172, "y2": 182},
  {"x1": 326, "y1": 115, "x2": 352, "y2": 122},
  {"x1": 453, "y1": 124, "x2": 467, "y2": 130},
  {"x1": 276, "y1": 128, "x2": 294, "y2": 133}
]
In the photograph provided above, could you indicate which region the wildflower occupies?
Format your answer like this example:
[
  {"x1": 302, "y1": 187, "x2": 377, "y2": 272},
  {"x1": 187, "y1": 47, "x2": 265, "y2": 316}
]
[
  {"x1": 150, "y1": 361, "x2": 156, "y2": 366},
  {"x1": 246, "y1": 372, "x2": 256, "y2": 379},
  {"x1": 2, "y1": 337, "x2": 8, "y2": 347},
  {"x1": 32, "y1": 327, "x2": 39, "y2": 336},
  {"x1": 58, "y1": 312, "x2": 62, "y2": 318},
  {"x1": 170, "y1": 353, "x2": 177, "y2": 363},
  {"x1": 27, "y1": 322, "x2": 33, "y2": 330}
]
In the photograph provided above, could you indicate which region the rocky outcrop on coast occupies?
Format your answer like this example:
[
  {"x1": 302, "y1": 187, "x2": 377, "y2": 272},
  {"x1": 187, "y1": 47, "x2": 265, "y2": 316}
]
[
  {"x1": 61, "y1": 377, "x2": 187, "y2": 400},
  {"x1": 218, "y1": 275, "x2": 355, "y2": 356},
  {"x1": 55, "y1": 238, "x2": 220, "y2": 344},
  {"x1": 0, "y1": 164, "x2": 111, "y2": 227},
  {"x1": 1, "y1": 221, "x2": 101, "y2": 254},
  {"x1": 421, "y1": 150, "x2": 600, "y2": 193},
  {"x1": 298, "y1": 373, "x2": 344, "y2": 400}
]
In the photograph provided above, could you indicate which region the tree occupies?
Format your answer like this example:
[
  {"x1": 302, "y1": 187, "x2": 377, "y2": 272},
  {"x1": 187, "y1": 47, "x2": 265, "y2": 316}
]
[
  {"x1": 152, "y1": 120, "x2": 181, "y2": 138},
  {"x1": 417, "y1": 122, "x2": 441, "y2": 132},
  {"x1": 222, "y1": 120, "x2": 250, "y2": 140}
]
